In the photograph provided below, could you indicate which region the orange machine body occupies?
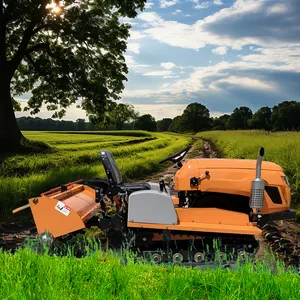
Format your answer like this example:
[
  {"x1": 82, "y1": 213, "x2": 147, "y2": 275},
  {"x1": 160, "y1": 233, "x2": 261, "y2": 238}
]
[
  {"x1": 174, "y1": 158, "x2": 290, "y2": 214},
  {"x1": 14, "y1": 183, "x2": 100, "y2": 238},
  {"x1": 127, "y1": 158, "x2": 291, "y2": 237},
  {"x1": 128, "y1": 207, "x2": 261, "y2": 235},
  {"x1": 13, "y1": 155, "x2": 293, "y2": 241}
]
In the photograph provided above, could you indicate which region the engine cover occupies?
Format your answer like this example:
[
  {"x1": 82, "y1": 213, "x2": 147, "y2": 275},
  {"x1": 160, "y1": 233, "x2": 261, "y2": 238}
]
[{"x1": 128, "y1": 190, "x2": 178, "y2": 225}]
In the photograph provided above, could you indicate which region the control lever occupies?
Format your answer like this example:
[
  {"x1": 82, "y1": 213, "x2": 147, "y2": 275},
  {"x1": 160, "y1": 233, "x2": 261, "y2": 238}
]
[{"x1": 159, "y1": 180, "x2": 168, "y2": 193}]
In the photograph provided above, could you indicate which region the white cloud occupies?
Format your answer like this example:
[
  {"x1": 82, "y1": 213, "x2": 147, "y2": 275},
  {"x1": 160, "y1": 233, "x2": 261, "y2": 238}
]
[
  {"x1": 195, "y1": 1, "x2": 210, "y2": 9},
  {"x1": 161, "y1": 62, "x2": 176, "y2": 69},
  {"x1": 163, "y1": 75, "x2": 180, "y2": 79},
  {"x1": 160, "y1": 0, "x2": 178, "y2": 8},
  {"x1": 215, "y1": 76, "x2": 273, "y2": 90},
  {"x1": 172, "y1": 9, "x2": 182, "y2": 15},
  {"x1": 129, "y1": 31, "x2": 145, "y2": 40},
  {"x1": 132, "y1": 104, "x2": 188, "y2": 119},
  {"x1": 210, "y1": 111, "x2": 230, "y2": 118},
  {"x1": 145, "y1": 2, "x2": 154, "y2": 9},
  {"x1": 267, "y1": 3, "x2": 289, "y2": 14},
  {"x1": 138, "y1": 12, "x2": 162, "y2": 23},
  {"x1": 138, "y1": 1, "x2": 300, "y2": 50},
  {"x1": 124, "y1": 55, "x2": 151, "y2": 73},
  {"x1": 124, "y1": 55, "x2": 136, "y2": 66},
  {"x1": 241, "y1": 47, "x2": 300, "y2": 67},
  {"x1": 212, "y1": 46, "x2": 227, "y2": 55},
  {"x1": 127, "y1": 43, "x2": 141, "y2": 54},
  {"x1": 143, "y1": 70, "x2": 173, "y2": 76},
  {"x1": 213, "y1": 0, "x2": 223, "y2": 5},
  {"x1": 123, "y1": 54, "x2": 300, "y2": 102}
]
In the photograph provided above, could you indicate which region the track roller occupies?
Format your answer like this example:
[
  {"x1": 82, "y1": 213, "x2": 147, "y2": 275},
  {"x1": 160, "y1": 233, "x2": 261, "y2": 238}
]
[
  {"x1": 152, "y1": 253, "x2": 162, "y2": 264},
  {"x1": 173, "y1": 253, "x2": 184, "y2": 263},
  {"x1": 194, "y1": 252, "x2": 205, "y2": 263}
]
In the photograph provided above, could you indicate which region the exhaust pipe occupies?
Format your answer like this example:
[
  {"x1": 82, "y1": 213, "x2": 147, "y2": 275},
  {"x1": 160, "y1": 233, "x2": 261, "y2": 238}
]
[{"x1": 249, "y1": 147, "x2": 265, "y2": 210}]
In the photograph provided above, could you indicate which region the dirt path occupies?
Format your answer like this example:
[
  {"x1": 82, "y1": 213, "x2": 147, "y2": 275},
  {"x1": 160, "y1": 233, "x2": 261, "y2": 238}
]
[
  {"x1": 1, "y1": 138, "x2": 300, "y2": 270},
  {"x1": 0, "y1": 212, "x2": 36, "y2": 251}
]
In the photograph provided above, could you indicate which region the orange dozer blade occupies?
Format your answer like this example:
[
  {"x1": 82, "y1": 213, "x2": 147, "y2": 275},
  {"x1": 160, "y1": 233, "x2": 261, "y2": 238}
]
[
  {"x1": 27, "y1": 184, "x2": 99, "y2": 238},
  {"x1": 128, "y1": 208, "x2": 262, "y2": 236}
]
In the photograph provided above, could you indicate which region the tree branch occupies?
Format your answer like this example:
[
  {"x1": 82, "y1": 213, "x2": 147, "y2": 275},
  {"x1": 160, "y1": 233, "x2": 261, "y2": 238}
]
[
  {"x1": 26, "y1": 42, "x2": 53, "y2": 56},
  {"x1": 9, "y1": 2, "x2": 48, "y2": 72},
  {"x1": 32, "y1": 23, "x2": 63, "y2": 35}
]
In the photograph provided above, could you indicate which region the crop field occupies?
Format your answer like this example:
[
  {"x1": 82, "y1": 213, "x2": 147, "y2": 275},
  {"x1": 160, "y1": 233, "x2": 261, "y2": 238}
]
[
  {"x1": 0, "y1": 131, "x2": 191, "y2": 217},
  {"x1": 199, "y1": 130, "x2": 300, "y2": 205}
]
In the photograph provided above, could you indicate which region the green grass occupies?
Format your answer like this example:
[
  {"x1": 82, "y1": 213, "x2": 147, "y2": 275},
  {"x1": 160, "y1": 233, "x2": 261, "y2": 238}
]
[
  {"x1": 0, "y1": 131, "x2": 191, "y2": 217},
  {"x1": 0, "y1": 248, "x2": 299, "y2": 300},
  {"x1": 198, "y1": 130, "x2": 300, "y2": 204},
  {"x1": 187, "y1": 138, "x2": 204, "y2": 158}
]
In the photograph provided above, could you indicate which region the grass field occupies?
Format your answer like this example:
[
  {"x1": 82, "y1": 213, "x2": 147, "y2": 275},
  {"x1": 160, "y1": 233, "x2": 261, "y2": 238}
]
[
  {"x1": 0, "y1": 131, "x2": 191, "y2": 217},
  {"x1": 1, "y1": 131, "x2": 300, "y2": 299},
  {"x1": 198, "y1": 130, "x2": 300, "y2": 204},
  {"x1": 0, "y1": 248, "x2": 299, "y2": 300}
]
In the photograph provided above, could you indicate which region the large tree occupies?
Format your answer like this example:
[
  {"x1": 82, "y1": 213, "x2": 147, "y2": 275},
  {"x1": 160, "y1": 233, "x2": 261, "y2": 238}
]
[
  {"x1": 180, "y1": 102, "x2": 211, "y2": 133},
  {"x1": 226, "y1": 106, "x2": 253, "y2": 130},
  {"x1": 271, "y1": 101, "x2": 300, "y2": 131},
  {"x1": 0, "y1": 0, "x2": 145, "y2": 152},
  {"x1": 134, "y1": 114, "x2": 156, "y2": 132},
  {"x1": 157, "y1": 118, "x2": 172, "y2": 132},
  {"x1": 212, "y1": 114, "x2": 231, "y2": 130},
  {"x1": 248, "y1": 106, "x2": 272, "y2": 130},
  {"x1": 98, "y1": 102, "x2": 137, "y2": 130},
  {"x1": 168, "y1": 115, "x2": 184, "y2": 133}
]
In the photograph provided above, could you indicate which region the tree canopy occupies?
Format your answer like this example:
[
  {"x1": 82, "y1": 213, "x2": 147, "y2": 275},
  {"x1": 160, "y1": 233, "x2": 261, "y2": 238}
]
[
  {"x1": 212, "y1": 114, "x2": 231, "y2": 130},
  {"x1": 0, "y1": 0, "x2": 146, "y2": 152},
  {"x1": 226, "y1": 106, "x2": 253, "y2": 130},
  {"x1": 271, "y1": 101, "x2": 300, "y2": 131},
  {"x1": 134, "y1": 114, "x2": 157, "y2": 132},
  {"x1": 157, "y1": 118, "x2": 172, "y2": 132},
  {"x1": 168, "y1": 102, "x2": 211, "y2": 133},
  {"x1": 248, "y1": 106, "x2": 272, "y2": 130}
]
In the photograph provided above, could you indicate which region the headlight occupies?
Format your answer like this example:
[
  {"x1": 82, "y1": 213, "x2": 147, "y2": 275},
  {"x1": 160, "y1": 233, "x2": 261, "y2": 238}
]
[{"x1": 282, "y1": 175, "x2": 290, "y2": 187}]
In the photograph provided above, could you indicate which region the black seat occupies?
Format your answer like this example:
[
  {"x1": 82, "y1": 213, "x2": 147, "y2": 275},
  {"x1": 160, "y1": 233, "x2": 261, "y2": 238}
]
[{"x1": 99, "y1": 151, "x2": 150, "y2": 193}]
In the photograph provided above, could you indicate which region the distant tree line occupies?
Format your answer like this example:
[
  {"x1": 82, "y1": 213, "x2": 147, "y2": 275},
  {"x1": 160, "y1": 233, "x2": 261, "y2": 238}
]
[
  {"x1": 17, "y1": 117, "x2": 97, "y2": 131},
  {"x1": 17, "y1": 100, "x2": 300, "y2": 133},
  {"x1": 168, "y1": 100, "x2": 300, "y2": 133}
]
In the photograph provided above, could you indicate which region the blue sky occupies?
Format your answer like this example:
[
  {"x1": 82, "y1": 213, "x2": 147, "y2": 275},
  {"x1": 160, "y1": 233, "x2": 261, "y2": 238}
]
[{"x1": 16, "y1": 0, "x2": 300, "y2": 121}]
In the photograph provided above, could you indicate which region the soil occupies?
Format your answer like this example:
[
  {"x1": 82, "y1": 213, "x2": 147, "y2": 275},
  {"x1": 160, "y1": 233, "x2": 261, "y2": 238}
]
[{"x1": 1, "y1": 138, "x2": 300, "y2": 270}]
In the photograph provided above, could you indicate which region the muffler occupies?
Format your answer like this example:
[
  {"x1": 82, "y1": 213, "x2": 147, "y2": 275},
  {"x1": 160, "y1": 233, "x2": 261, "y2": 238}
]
[{"x1": 249, "y1": 147, "x2": 265, "y2": 211}]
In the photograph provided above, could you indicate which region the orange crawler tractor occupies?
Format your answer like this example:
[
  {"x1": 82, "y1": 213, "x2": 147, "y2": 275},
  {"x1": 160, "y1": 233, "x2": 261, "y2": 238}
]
[{"x1": 13, "y1": 146, "x2": 296, "y2": 264}]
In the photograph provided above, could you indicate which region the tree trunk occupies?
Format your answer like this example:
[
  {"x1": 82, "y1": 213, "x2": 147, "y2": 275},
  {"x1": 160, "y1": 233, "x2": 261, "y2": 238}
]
[{"x1": 0, "y1": 72, "x2": 24, "y2": 153}]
